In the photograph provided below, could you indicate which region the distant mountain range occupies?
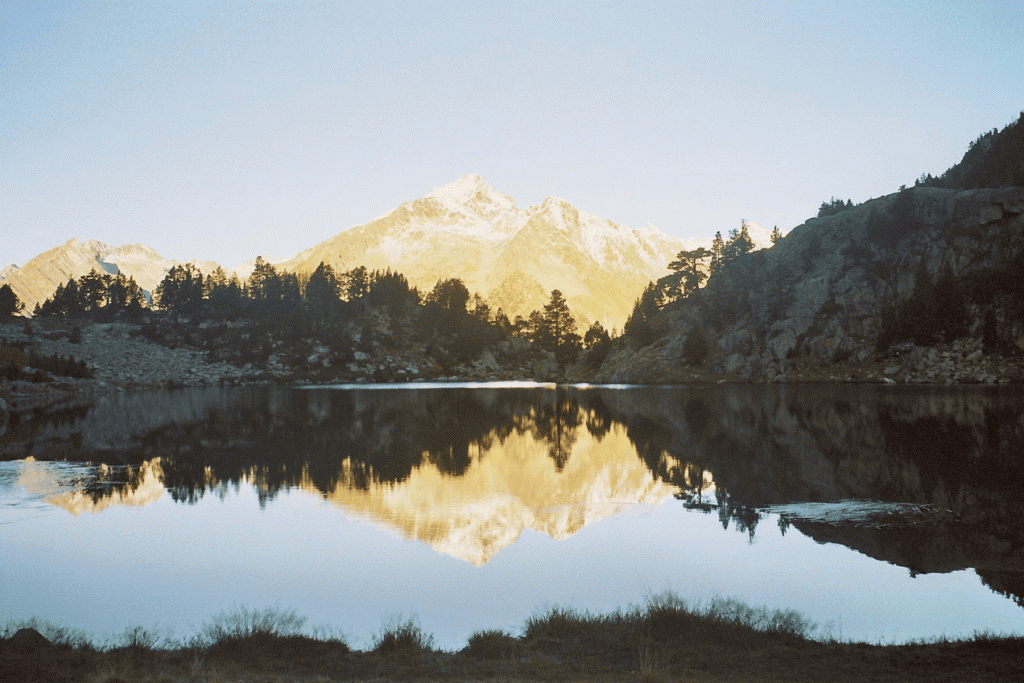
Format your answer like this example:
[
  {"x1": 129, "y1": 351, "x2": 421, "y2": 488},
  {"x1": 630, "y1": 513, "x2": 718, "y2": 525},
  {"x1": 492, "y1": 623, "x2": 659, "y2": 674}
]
[{"x1": 2, "y1": 174, "x2": 771, "y2": 328}]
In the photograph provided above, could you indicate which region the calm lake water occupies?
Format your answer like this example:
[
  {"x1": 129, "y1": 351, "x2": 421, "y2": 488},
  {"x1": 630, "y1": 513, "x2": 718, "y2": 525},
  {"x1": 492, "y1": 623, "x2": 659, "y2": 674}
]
[{"x1": 2, "y1": 383, "x2": 1023, "y2": 649}]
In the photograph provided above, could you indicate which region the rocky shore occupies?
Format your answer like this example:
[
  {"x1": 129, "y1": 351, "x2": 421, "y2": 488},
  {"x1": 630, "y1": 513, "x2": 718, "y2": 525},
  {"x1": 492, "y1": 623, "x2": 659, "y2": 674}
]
[
  {"x1": 593, "y1": 334, "x2": 1024, "y2": 385},
  {"x1": 0, "y1": 318, "x2": 561, "y2": 413},
  {"x1": 2, "y1": 315, "x2": 1023, "y2": 419}
]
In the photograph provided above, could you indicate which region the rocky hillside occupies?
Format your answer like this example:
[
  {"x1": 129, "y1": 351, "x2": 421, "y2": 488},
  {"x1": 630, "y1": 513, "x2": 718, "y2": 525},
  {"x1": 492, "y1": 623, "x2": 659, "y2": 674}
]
[{"x1": 594, "y1": 184, "x2": 1024, "y2": 383}]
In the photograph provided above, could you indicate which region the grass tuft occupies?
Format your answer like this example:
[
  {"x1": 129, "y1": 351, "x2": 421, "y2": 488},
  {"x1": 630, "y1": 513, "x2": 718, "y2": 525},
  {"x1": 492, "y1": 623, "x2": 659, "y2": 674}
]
[
  {"x1": 199, "y1": 605, "x2": 307, "y2": 645},
  {"x1": 463, "y1": 628, "x2": 517, "y2": 659},
  {"x1": 702, "y1": 596, "x2": 817, "y2": 638},
  {"x1": 372, "y1": 615, "x2": 435, "y2": 657}
]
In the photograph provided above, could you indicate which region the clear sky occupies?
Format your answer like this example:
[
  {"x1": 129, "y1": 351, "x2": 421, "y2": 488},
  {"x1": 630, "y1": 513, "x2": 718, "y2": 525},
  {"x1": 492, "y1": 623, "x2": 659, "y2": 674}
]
[{"x1": 3, "y1": 0, "x2": 1022, "y2": 269}]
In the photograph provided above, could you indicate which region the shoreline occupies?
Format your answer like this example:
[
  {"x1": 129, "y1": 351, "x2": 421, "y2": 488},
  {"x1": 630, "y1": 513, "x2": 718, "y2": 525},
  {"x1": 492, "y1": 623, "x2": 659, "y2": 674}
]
[
  {"x1": 4, "y1": 599, "x2": 1024, "y2": 683},
  {"x1": 4, "y1": 319, "x2": 1024, "y2": 415}
]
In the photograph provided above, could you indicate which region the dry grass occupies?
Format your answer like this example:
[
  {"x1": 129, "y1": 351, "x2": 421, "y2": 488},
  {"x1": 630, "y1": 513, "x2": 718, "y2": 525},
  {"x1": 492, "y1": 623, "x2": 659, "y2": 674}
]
[{"x1": 3, "y1": 598, "x2": 1024, "y2": 682}]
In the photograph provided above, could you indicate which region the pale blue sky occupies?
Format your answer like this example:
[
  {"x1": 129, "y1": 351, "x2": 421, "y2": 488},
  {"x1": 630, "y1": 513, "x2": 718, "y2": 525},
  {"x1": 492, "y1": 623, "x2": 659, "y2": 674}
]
[{"x1": 3, "y1": 1, "x2": 1022, "y2": 269}]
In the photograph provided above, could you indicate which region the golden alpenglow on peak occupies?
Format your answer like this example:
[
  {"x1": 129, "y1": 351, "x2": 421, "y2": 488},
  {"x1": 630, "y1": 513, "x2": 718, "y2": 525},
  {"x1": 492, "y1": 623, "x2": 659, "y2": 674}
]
[
  {"x1": 308, "y1": 417, "x2": 680, "y2": 566},
  {"x1": 279, "y1": 176, "x2": 686, "y2": 329},
  {"x1": 424, "y1": 173, "x2": 518, "y2": 218}
]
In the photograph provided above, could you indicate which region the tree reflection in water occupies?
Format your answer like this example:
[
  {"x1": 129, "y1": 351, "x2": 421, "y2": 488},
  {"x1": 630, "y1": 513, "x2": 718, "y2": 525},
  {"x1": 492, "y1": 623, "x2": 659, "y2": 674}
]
[{"x1": 5, "y1": 384, "x2": 1024, "y2": 603}]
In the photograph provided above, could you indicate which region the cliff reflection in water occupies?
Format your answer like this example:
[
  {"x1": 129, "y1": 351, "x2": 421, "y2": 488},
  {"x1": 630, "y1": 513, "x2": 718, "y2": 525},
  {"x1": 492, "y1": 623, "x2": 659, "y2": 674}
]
[{"x1": 5, "y1": 384, "x2": 1024, "y2": 595}]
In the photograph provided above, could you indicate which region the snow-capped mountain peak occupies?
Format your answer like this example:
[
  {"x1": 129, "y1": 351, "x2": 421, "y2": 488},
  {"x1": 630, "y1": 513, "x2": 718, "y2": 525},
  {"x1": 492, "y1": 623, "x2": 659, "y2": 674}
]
[
  {"x1": 425, "y1": 173, "x2": 517, "y2": 218},
  {"x1": 280, "y1": 176, "x2": 687, "y2": 328}
]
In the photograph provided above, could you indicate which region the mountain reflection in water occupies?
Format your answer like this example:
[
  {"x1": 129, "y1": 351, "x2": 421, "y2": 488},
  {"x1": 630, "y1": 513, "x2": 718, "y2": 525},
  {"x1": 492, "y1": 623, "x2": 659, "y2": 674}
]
[{"x1": 4, "y1": 383, "x2": 1024, "y2": 603}]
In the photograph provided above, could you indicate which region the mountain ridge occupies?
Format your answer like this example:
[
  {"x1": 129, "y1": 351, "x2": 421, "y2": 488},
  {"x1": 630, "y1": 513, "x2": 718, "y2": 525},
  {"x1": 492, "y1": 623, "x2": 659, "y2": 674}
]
[
  {"x1": 278, "y1": 174, "x2": 730, "y2": 328},
  {"x1": 5, "y1": 174, "x2": 769, "y2": 328}
]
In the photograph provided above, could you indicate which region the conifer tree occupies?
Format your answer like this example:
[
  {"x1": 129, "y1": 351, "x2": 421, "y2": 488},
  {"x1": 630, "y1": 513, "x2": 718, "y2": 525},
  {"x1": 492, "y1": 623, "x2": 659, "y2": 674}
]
[
  {"x1": 155, "y1": 264, "x2": 204, "y2": 315},
  {"x1": 534, "y1": 289, "x2": 582, "y2": 367},
  {"x1": 583, "y1": 321, "x2": 612, "y2": 369},
  {"x1": 0, "y1": 284, "x2": 23, "y2": 318},
  {"x1": 79, "y1": 269, "x2": 108, "y2": 312},
  {"x1": 709, "y1": 231, "x2": 725, "y2": 277},
  {"x1": 343, "y1": 266, "x2": 370, "y2": 301},
  {"x1": 248, "y1": 257, "x2": 279, "y2": 303},
  {"x1": 667, "y1": 247, "x2": 709, "y2": 300}
]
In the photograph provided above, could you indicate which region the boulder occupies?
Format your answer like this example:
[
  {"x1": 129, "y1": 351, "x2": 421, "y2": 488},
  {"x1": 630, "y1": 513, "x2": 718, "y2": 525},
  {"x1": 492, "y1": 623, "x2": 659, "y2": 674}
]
[
  {"x1": 722, "y1": 354, "x2": 745, "y2": 373},
  {"x1": 768, "y1": 329, "x2": 798, "y2": 362},
  {"x1": 475, "y1": 349, "x2": 499, "y2": 372}
]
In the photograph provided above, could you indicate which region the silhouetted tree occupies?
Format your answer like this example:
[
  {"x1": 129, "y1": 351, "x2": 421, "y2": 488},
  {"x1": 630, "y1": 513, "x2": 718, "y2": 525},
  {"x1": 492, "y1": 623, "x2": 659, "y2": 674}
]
[
  {"x1": 366, "y1": 269, "x2": 418, "y2": 316},
  {"x1": 533, "y1": 289, "x2": 582, "y2": 367},
  {"x1": 623, "y1": 283, "x2": 665, "y2": 347},
  {"x1": 343, "y1": 266, "x2": 370, "y2": 301},
  {"x1": 38, "y1": 279, "x2": 85, "y2": 318},
  {"x1": 493, "y1": 308, "x2": 512, "y2": 335},
  {"x1": 722, "y1": 221, "x2": 755, "y2": 268},
  {"x1": 0, "y1": 284, "x2": 23, "y2": 318},
  {"x1": 817, "y1": 197, "x2": 853, "y2": 218},
  {"x1": 425, "y1": 278, "x2": 470, "y2": 316},
  {"x1": 666, "y1": 247, "x2": 709, "y2": 300},
  {"x1": 304, "y1": 261, "x2": 340, "y2": 320},
  {"x1": 155, "y1": 264, "x2": 204, "y2": 316},
  {"x1": 79, "y1": 269, "x2": 108, "y2": 312},
  {"x1": 709, "y1": 231, "x2": 725, "y2": 277},
  {"x1": 248, "y1": 257, "x2": 278, "y2": 303},
  {"x1": 583, "y1": 321, "x2": 612, "y2": 369}
]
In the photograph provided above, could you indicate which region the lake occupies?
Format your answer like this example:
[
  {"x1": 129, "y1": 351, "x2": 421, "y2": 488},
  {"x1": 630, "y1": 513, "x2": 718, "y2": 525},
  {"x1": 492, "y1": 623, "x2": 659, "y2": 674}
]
[{"x1": 2, "y1": 382, "x2": 1023, "y2": 650}]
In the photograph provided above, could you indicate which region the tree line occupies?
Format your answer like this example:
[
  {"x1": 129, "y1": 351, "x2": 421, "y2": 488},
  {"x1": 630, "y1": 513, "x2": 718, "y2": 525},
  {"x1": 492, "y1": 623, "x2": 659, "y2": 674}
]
[
  {"x1": 29, "y1": 259, "x2": 608, "y2": 370},
  {"x1": 622, "y1": 221, "x2": 759, "y2": 355}
]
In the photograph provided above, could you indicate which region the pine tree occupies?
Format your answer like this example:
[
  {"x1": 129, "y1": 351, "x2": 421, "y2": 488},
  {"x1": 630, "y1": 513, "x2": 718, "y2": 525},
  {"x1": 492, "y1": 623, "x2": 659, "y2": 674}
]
[
  {"x1": 305, "y1": 262, "x2": 340, "y2": 320},
  {"x1": 343, "y1": 266, "x2": 370, "y2": 301},
  {"x1": 709, "y1": 231, "x2": 725, "y2": 277},
  {"x1": 425, "y1": 278, "x2": 470, "y2": 316},
  {"x1": 0, "y1": 284, "x2": 23, "y2": 318},
  {"x1": 583, "y1": 321, "x2": 612, "y2": 369},
  {"x1": 723, "y1": 221, "x2": 755, "y2": 266},
  {"x1": 155, "y1": 264, "x2": 204, "y2": 315},
  {"x1": 79, "y1": 269, "x2": 108, "y2": 312},
  {"x1": 666, "y1": 247, "x2": 709, "y2": 300},
  {"x1": 623, "y1": 283, "x2": 664, "y2": 347},
  {"x1": 248, "y1": 257, "x2": 278, "y2": 303},
  {"x1": 535, "y1": 290, "x2": 582, "y2": 367}
]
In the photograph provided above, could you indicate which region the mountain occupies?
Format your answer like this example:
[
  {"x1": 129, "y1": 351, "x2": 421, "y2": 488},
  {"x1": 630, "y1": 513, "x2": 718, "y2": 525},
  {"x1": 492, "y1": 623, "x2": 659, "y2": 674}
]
[
  {"x1": 7, "y1": 175, "x2": 770, "y2": 327},
  {"x1": 280, "y1": 174, "x2": 690, "y2": 329},
  {"x1": 0, "y1": 239, "x2": 218, "y2": 311}
]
